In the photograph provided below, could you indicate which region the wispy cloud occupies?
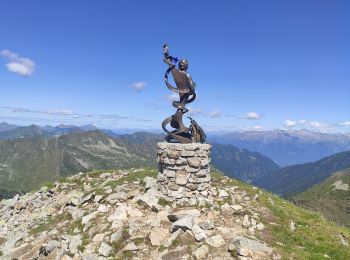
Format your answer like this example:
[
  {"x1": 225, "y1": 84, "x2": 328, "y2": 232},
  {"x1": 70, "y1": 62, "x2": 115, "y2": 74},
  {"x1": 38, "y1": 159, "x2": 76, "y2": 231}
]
[
  {"x1": 167, "y1": 93, "x2": 179, "y2": 102},
  {"x1": 253, "y1": 125, "x2": 264, "y2": 130},
  {"x1": 0, "y1": 106, "x2": 152, "y2": 125},
  {"x1": 0, "y1": 49, "x2": 35, "y2": 76},
  {"x1": 188, "y1": 106, "x2": 203, "y2": 116},
  {"x1": 47, "y1": 109, "x2": 74, "y2": 116},
  {"x1": 208, "y1": 109, "x2": 221, "y2": 118},
  {"x1": 284, "y1": 120, "x2": 297, "y2": 127},
  {"x1": 2, "y1": 106, "x2": 75, "y2": 116},
  {"x1": 239, "y1": 112, "x2": 262, "y2": 120},
  {"x1": 283, "y1": 119, "x2": 336, "y2": 132},
  {"x1": 2, "y1": 106, "x2": 38, "y2": 113},
  {"x1": 338, "y1": 121, "x2": 350, "y2": 126},
  {"x1": 308, "y1": 121, "x2": 334, "y2": 132},
  {"x1": 130, "y1": 81, "x2": 147, "y2": 92}
]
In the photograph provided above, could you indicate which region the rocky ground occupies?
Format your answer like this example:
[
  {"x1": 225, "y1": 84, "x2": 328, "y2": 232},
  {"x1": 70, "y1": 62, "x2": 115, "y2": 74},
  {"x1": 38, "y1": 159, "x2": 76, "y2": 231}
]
[{"x1": 0, "y1": 169, "x2": 349, "y2": 259}]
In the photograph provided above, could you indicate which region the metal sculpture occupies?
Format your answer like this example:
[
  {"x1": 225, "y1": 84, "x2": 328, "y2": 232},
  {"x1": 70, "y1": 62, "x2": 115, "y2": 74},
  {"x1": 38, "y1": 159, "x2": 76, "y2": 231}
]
[{"x1": 162, "y1": 44, "x2": 206, "y2": 143}]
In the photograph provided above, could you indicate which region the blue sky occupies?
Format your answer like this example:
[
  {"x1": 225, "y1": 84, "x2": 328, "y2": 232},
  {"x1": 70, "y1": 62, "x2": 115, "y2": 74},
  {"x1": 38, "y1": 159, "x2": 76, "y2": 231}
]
[{"x1": 0, "y1": 0, "x2": 349, "y2": 132}]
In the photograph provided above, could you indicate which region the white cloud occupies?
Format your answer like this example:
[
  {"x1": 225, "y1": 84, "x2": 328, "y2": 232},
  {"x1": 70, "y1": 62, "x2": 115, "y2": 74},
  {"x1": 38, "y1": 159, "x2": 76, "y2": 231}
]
[
  {"x1": 308, "y1": 121, "x2": 334, "y2": 132},
  {"x1": 284, "y1": 120, "x2": 297, "y2": 127},
  {"x1": 298, "y1": 119, "x2": 306, "y2": 124},
  {"x1": 130, "y1": 81, "x2": 147, "y2": 91},
  {"x1": 253, "y1": 125, "x2": 264, "y2": 131},
  {"x1": 339, "y1": 121, "x2": 350, "y2": 126},
  {"x1": 188, "y1": 106, "x2": 203, "y2": 116},
  {"x1": 309, "y1": 121, "x2": 323, "y2": 128},
  {"x1": 0, "y1": 49, "x2": 35, "y2": 76},
  {"x1": 2, "y1": 106, "x2": 36, "y2": 113},
  {"x1": 47, "y1": 109, "x2": 74, "y2": 116},
  {"x1": 167, "y1": 93, "x2": 179, "y2": 102},
  {"x1": 239, "y1": 112, "x2": 262, "y2": 120},
  {"x1": 209, "y1": 109, "x2": 221, "y2": 118}
]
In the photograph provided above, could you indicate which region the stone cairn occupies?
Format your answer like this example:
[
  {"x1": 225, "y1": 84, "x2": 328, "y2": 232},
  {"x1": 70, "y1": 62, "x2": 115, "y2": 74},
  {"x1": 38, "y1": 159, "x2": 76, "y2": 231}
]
[{"x1": 157, "y1": 142, "x2": 212, "y2": 202}]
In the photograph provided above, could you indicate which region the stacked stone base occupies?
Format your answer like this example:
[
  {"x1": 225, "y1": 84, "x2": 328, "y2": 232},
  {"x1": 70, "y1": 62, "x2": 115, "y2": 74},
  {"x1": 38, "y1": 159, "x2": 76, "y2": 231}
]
[{"x1": 157, "y1": 142, "x2": 211, "y2": 202}]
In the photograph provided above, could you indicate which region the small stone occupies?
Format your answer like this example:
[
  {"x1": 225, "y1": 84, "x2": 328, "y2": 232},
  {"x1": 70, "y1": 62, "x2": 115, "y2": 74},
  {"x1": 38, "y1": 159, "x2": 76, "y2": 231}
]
[
  {"x1": 339, "y1": 234, "x2": 349, "y2": 247},
  {"x1": 97, "y1": 204, "x2": 108, "y2": 212},
  {"x1": 221, "y1": 203, "x2": 233, "y2": 215},
  {"x1": 187, "y1": 158, "x2": 201, "y2": 168},
  {"x1": 68, "y1": 234, "x2": 82, "y2": 254},
  {"x1": 45, "y1": 240, "x2": 60, "y2": 252},
  {"x1": 167, "y1": 150, "x2": 180, "y2": 159},
  {"x1": 4, "y1": 194, "x2": 19, "y2": 208},
  {"x1": 110, "y1": 230, "x2": 123, "y2": 242},
  {"x1": 185, "y1": 183, "x2": 198, "y2": 190},
  {"x1": 149, "y1": 228, "x2": 169, "y2": 246},
  {"x1": 94, "y1": 195, "x2": 103, "y2": 203},
  {"x1": 251, "y1": 218, "x2": 257, "y2": 227},
  {"x1": 256, "y1": 223, "x2": 265, "y2": 231},
  {"x1": 99, "y1": 242, "x2": 112, "y2": 257},
  {"x1": 180, "y1": 230, "x2": 195, "y2": 243},
  {"x1": 163, "y1": 229, "x2": 183, "y2": 247},
  {"x1": 191, "y1": 224, "x2": 207, "y2": 242},
  {"x1": 206, "y1": 234, "x2": 225, "y2": 248},
  {"x1": 126, "y1": 206, "x2": 144, "y2": 217},
  {"x1": 171, "y1": 216, "x2": 194, "y2": 232},
  {"x1": 233, "y1": 235, "x2": 273, "y2": 257},
  {"x1": 105, "y1": 193, "x2": 119, "y2": 204},
  {"x1": 168, "y1": 209, "x2": 200, "y2": 222},
  {"x1": 180, "y1": 150, "x2": 195, "y2": 157},
  {"x1": 123, "y1": 242, "x2": 138, "y2": 251},
  {"x1": 198, "y1": 220, "x2": 214, "y2": 230},
  {"x1": 107, "y1": 206, "x2": 128, "y2": 222},
  {"x1": 168, "y1": 182, "x2": 180, "y2": 191},
  {"x1": 164, "y1": 169, "x2": 176, "y2": 178},
  {"x1": 143, "y1": 176, "x2": 157, "y2": 189},
  {"x1": 243, "y1": 214, "x2": 250, "y2": 227},
  {"x1": 195, "y1": 170, "x2": 208, "y2": 177},
  {"x1": 231, "y1": 204, "x2": 243, "y2": 211},
  {"x1": 175, "y1": 171, "x2": 191, "y2": 185},
  {"x1": 93, "y1": 233, "x2": 105, "y2": 243},
  {"x1": 290, "y1": 220, "x2": 296, "y2": 232},
  {"x1": 198, "y1": 183, "x2": 210, "y2": 191},
  {"x1": 193, "y1": 245, "x2": 209, "y2": 259},
  {"x1": 218, "y1": 189, "x2": 229, "y2": 198},
  {"x1": 134, "y1": 187, "x2": 160, "y2": 211}
]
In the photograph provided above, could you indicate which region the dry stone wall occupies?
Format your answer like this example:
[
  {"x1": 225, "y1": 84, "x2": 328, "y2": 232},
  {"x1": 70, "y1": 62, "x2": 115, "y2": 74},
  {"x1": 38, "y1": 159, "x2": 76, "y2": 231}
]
[{"x1": 157, "y1": 142, "x2": 212, "y2": 202}]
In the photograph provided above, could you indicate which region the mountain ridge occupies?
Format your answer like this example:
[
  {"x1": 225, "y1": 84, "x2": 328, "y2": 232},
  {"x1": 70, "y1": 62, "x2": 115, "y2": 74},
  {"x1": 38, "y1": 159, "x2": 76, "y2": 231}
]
[
  {"x1": 0, "y1": 130, "x2": 279, "y2": 196},
  {"x1": 209, "y1": 129, "x2": 350, "y2": 166},
  {"x1": 253, "y1": 150, "x2": 350, "y2": 197}
]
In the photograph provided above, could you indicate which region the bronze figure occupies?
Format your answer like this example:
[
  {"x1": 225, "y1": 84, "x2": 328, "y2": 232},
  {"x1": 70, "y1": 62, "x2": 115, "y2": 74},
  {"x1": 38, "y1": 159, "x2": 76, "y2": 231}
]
[{"x1": 162, "y1": 44, "x2": 206, "y2": 143}]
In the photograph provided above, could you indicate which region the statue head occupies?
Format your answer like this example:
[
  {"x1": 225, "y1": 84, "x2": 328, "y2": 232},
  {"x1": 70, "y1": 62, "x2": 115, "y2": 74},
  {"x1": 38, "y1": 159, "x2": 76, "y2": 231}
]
[{"x1": 178, "y1": 59, "x2": 188, "y2": 71}]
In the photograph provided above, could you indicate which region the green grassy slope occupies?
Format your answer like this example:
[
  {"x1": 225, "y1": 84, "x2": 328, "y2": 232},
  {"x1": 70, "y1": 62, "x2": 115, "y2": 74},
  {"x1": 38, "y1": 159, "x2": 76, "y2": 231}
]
[
  {"x1": 292, "y1": 169, "x2": 350, "y2": 228},
  {"x1": 0, "y1": 131, "x2": 157, "y2": 195},
  {"x1": 210, "y1": 172, "x2": 350, "y2": 259}
]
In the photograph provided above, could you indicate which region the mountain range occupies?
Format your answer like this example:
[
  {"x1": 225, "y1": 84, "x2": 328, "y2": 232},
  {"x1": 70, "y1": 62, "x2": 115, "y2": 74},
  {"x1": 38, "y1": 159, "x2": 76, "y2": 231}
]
[
  {"x1": 1, "y1": 122, "x2": 350, "y2": 229},
  {"x1": 209, "y1": 129, "x2": 350, "y2": 166},
  {"x1": 3, "y1": 122, "x2": 350, "y2": 167},
  {"x1": 0, "y1": 129, "x2": 280, "y2": 197},
  {"x1": 253, "y1": 150, "x2": 350, "y2": 197}
]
